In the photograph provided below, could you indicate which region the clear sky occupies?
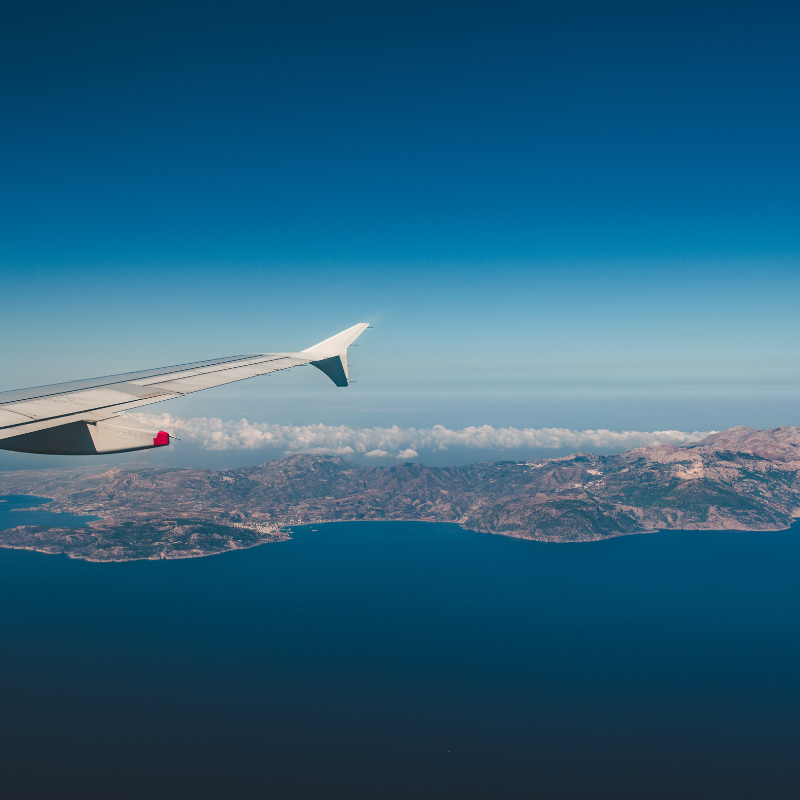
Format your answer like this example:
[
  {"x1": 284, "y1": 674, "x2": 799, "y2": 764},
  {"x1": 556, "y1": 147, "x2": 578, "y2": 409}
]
[{"x1": 1, "y1": 0, "x2": 799, "y2": 467}]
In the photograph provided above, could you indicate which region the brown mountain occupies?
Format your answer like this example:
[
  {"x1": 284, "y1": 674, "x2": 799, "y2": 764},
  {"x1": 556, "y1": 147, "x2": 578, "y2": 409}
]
[{"x1": 2, "y1": 425, "x2": 799, "y2": 561}]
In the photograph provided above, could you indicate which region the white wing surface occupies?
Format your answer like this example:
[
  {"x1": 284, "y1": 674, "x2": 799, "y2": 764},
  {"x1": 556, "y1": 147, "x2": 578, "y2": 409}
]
[{"x1": 0, "y1": 323, "x2": 369, "y2": 455}]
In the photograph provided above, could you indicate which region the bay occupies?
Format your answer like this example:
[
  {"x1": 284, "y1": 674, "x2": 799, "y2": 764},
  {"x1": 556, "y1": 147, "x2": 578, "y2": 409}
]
[
  {"x1": 0, "y1": 494, "x2": 100, "y2": 530},
  {"x1": 0, "y1": 520, "x2": 798, "y2": 798}
]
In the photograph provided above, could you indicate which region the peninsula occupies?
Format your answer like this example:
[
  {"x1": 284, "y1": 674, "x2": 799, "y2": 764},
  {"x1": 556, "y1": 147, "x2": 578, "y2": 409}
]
[{"x1": 1, "y1": 426, "x2": 799, "y2": 561}]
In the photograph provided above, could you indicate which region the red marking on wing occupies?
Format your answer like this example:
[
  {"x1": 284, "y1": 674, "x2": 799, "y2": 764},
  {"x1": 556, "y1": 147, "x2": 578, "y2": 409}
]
[{"x1": 153, "y1": 431, "x2": 170, "y2": 447}]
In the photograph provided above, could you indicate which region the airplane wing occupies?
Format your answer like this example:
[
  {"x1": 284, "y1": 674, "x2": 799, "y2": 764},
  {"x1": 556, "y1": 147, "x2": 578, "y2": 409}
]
[{"x1": 0, "y1": 323, "x2": 369, "y2": 456}]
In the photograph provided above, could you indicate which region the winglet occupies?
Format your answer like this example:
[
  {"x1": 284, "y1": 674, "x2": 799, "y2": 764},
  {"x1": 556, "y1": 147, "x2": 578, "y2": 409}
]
[{"x1": 302, "y1": 323, "x2": 369, "y2": 387}]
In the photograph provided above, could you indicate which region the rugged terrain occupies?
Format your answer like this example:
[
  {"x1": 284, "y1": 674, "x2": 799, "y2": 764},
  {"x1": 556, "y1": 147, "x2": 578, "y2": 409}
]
[{"x1": 2, "y1": 426, "x2": 800, "y2": 561}]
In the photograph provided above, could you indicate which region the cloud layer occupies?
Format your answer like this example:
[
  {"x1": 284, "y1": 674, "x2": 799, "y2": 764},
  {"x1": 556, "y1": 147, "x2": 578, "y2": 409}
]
[{"x1": 128, "y1": 414, "x2": 713, "y2": 459}]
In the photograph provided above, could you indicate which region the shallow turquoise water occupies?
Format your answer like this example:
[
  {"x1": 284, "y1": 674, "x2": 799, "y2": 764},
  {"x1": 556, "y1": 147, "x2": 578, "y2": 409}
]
[{"x1": 0, "y1": 520, "x2": 799, "y2": 798}]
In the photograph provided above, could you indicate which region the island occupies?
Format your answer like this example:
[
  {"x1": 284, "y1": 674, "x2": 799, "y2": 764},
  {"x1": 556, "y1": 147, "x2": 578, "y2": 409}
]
[{"x1": 1, "y1": 425, "x2": 799, "y2": 561}]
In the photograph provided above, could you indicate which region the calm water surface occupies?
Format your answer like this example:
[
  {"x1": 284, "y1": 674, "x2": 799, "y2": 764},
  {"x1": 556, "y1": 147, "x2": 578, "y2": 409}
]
[
  {"x1": 0, "y1": 494, "x2": 100, "y2": 530},
  {"x1": 0, "y1": 520, "x2": 798, "y2": 798}
]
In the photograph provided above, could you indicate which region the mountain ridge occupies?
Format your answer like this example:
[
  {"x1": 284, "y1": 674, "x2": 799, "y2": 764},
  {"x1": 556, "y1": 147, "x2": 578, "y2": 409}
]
[{"x1": 2, "y1": 425, "x2": 799, "y2": 560}]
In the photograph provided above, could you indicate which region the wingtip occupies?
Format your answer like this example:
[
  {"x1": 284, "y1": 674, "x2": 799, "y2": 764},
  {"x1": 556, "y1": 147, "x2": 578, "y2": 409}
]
[
  {"x1": 301, "y1": 322, "x2": 370, "y2": 356},
  {"x1": 303, "y1": 323, "x2": 370, "y2": 387}
]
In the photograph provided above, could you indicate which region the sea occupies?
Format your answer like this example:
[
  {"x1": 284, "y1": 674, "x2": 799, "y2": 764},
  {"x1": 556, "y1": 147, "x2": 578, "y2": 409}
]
[{"x1": 1, "y1": 498, "x2": 799, "y2": 798}]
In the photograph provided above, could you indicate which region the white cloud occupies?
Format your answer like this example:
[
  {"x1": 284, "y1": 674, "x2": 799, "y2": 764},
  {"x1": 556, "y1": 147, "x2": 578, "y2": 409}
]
[
  {"x1": 395, "y1": 449, "x2": 419, "y2": 460},
  {"x1": 127, "y1": 413, "x2": 713, "y2": 459}
]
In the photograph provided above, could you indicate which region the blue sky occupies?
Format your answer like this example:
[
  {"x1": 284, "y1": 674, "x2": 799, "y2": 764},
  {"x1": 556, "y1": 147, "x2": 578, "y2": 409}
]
[{"x1": 1, "y1": 0, "x2": 799, "y2": 466}]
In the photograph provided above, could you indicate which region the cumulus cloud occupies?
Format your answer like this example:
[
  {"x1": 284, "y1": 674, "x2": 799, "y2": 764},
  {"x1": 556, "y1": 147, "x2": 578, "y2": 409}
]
[
  {"x1": 396, "y1": 449, "x2": 419, "y2": 460},
  {"x1": 127, "y1": 413, "x2": 713, "y2": 459}
]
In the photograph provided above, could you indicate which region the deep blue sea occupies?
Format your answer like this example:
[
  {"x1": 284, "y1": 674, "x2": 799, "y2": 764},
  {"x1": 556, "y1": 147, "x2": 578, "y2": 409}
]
[{"x1": 0, "y1": 509, "x2": 799, "y2": 798}]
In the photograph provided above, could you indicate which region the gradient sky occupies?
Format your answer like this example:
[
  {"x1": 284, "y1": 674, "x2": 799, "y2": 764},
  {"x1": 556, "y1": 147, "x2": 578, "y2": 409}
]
[{"x1": 1, "y1": 0, "x2": 799, "y2": 467}]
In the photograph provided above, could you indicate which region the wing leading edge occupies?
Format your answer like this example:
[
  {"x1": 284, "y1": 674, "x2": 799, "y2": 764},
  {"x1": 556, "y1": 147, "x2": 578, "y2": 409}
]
[{"x1": 0, "y1": 323, "x2": 369, "y2": 455}]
